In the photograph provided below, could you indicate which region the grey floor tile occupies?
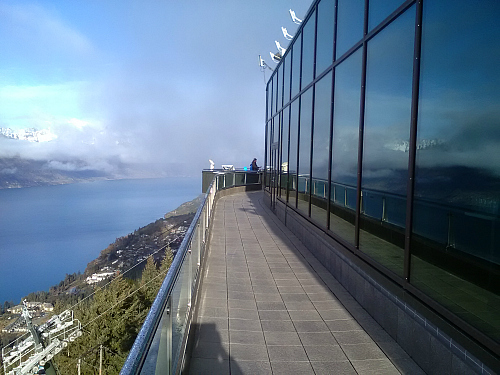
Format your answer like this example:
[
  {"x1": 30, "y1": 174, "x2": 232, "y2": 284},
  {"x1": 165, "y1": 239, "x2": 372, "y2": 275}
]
[
  {"x1": 284, "y1": 301, "x2": 316, "y2": 311},
  {"x1": 192, "y1": 339, "x2": 230, "y2": 360},
  {"x1": 202, "y1": 297, "x2": 227, "y2": 308},
  {"x1": 195, "y1": 326, "x2": 229, "y2": 343},
  {"x1": 230, "y1": 343, "x2": 269, "y2": 361},
  {"x1": 267, "y1": 345, "x2": 308, "y2": 361},
  {"x1": 261, "y1": 320, "x2": 296, "y2": 332},
  {"x1": 188, "y1": 357, "x2": 230, "y2": 375},
  {"x1": 230, "y1": 360, "x2": 272, "y2": 375},
  {"x1": 254, "y1": 292, "x2": 283, "y2": 302},
  {"x1": 303, "y1": 345, "x2": 347, "y2": 361},
  {"x1": 228, "y1": 291, "x2": 255, "y2": 300},
  {"x1": 275, "y1": 279, "x2": 301, "y2": 286},
  {"x1": 199, "y1": 316, "x2": 228, "y2": 331},
  {"x1": 229, "y1": 308, "x2": 259, "y2": 320},
  {"x1": 350, "y1": 358, "x2": 401, "y2": 374},
  {"x1": 229, "y1": 318, "x2": 262, "y2": 331},
  {"x1": 263, "y1": 331, "x2": 301, "y2": 345},
  {"x1": 280, "y1": 293, "x2": 311, "y2": 303},
  {"x1": 278, "y1": 285, "x2": 306, "y2": 294},
  {"x1": 258, "y1": 310, "x2": 291, "y2": 321},
  {"x1": 333, "y1": 330, "x2": 373, "y2": 345},
  {"x1": 270, "y1": 361, "x2": 314, "y2": 375},
  {"x1": 257, "y1": 301, "x2": 286, "y2": 311},
  {"x1": 230, "y1": 330, "x2": 265, "y2": 345},
  {"x1": 227, "y1": 283, "x2": 253, "y2": 292},
  {"x1": 301, "y1": 284, "x2": 331, "y2": 294},
  {"x1": 288, "y1": 309, "x2": 322, "y2": 321},
  {"x1": 199, "y1": 306, "x2": 228, "y2": 318},
  {"x1": 311, "y1": 361, "x2": 357, "y2": 375},
  {"x1": 307, "y1": 292, "x2": 338, "y2": 302},
  {"x1": 229, "y1": 299, "x2": 256, "y2": 309},
  {"x1": 342, "y1": 343, "x2": 387, "y2": 361},
  {"x1": 298, "y1": 331, "x2": 338, "y2": 346},
  {"x1": 325, "y1": 319, "x2": 362, "y2": 332},
  {"x1": 293, "y1": 320, "x2": 330, "y2": 333}
]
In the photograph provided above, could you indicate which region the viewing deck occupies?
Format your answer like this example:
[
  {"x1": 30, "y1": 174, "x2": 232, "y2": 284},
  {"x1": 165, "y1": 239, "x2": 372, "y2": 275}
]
[{"x1": 188, "y1": 190, "x2": 424, "y2": 374}]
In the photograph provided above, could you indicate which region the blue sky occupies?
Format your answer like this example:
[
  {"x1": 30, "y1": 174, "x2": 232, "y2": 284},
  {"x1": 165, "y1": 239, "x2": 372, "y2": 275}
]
[{"x1": 0, "y1": 0, "x2": 311, "y2": 175}]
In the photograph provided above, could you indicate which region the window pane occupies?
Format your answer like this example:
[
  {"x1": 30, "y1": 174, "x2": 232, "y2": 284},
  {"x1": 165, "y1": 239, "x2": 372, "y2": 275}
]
[
  {"x1": 283, "y1": 54, "x2": 291, "y2": 105},
  {"x1": 411, "y1": 0, "x2": 500, "y2": 345},
  {"x1": 280, "y1": 106, "x2": 290, "y2": 197},
  {"x1": 359, "y1": 7, "x2": 415, "y2": 277},
  {"x1": 330, "y1": 48, "x2": 362, "y2": 245},
  {"x1": 273, "y1": 73, "x2": 278, "y2": 115},
  {"x1": 301, "y1": 11, "x2": 316, "y2": 88},
  {"x1": 316, "y1": 0, "x2": 335, "y2": 76},
  {"x1": 291, "y1": 36, "x2": 302, "y2": 98},
  {"x1": 288, "y1": 99, "x2": 299, "y2": 205},
  {"x1": 368, "y1": 0, "x2": 404, "y2": 31},
  {"x1": 298, "y1": 88, "x2": 313, "y2": 216},
  {"x1": 311, "y1": 72, "x2": 332, "y2": 226},
  {"x1": 277, "y1": 65, "x2": 283, "y2": 111},
  {"x1": 267, "y1": 82, "x2": 272, "y2": 120},
  {"x1": 273, "y1": 69, "x2": 281, "y2": 113},
  {"x1": 336, "y1": 0, "x2": 364, "y2": 58}
]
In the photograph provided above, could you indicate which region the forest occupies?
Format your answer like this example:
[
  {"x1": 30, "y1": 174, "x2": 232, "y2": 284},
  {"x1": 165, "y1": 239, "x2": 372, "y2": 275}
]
[{"x1": 1, "y1": 253, "x2": 172, "y2": 375}]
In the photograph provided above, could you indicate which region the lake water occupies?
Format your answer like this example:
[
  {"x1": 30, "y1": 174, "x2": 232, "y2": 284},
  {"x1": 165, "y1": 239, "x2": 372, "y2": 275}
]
[{"x1": 0, "y1": 177, "x2": 201, "y2": 304}]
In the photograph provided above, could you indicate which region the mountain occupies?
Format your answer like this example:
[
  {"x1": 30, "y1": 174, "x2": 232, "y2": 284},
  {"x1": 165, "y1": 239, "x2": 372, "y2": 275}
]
[
  {"x1": 0, "y1": 127, "x2": 57, "y2": 143},
  {"x1": 0, "y1": 157, "x2": 112, "y2": 189}
]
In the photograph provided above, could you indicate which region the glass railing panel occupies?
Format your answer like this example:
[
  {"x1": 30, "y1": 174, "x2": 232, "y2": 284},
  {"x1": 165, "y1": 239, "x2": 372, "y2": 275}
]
[
  {"x1": 225, "y1": 173, "x2": 235, "y2": 187},
  {"x1": 139, "y1": 297, "x2": 171, "y2": 374},
  {"x1": 310, "y1": 179, "x2": 328, "y2": 227},
  {"x1": 191, "y1": 224, "x2": 200, "y2": 289},
  {"x1": 234, "y1": 172, "x2": 245, "y2": 185},
  {"x1": 345, "y1": 186, "x2": 357, "y2": 210},
  {"x1": 362, "y1": 191, "x2": 384, "y2": 220},
  {"x1": 217, "y1": 175, "x2": 225, "y2": 189},
  {"x1": 297, "y1": 176, "x2": 310, "y2": 216},
  {"x1": 384, "y1": 195, "x2": 406, "y2": 227},
  {"x1": 171, "y1": 250, "x2": 192, "y2": 371},
  {"x1": 412, "y1": 201, "x2": 449, "y2": 245}
]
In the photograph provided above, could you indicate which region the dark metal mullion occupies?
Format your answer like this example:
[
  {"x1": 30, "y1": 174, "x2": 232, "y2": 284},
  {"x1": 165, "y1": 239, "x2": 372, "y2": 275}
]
[
  {"x1": 327, "y1": 0, "x2": 339, "y2": 231},
  {"x1": 404, "y1": 0, "x2": 424, "y2": 283},
  {"x1": 286, "y1": 47, "x2": 294, "y2": 205},
  {"x1": 264, "y1": 82, "x2": 269, "y2": 190},
  {"x1": 354, "y1": 0, "x2": 369, "y2": 248},
  {"x1": 285, "y1": 106, "x2": 291, "y2": 204},
  {"x1": 278, "y1": 60, "x2": 286, "y2": 200}
]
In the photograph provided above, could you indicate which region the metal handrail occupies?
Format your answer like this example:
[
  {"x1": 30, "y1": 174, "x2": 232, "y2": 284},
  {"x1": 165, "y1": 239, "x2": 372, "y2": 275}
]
[{"x1": 121, "y1": 179, "x2": 214, "y2": 375}]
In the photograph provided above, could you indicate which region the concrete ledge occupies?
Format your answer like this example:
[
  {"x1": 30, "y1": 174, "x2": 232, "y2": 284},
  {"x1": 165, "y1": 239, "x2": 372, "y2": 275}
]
[{"x1": 264, "y1": 190, "x2": 496, "y2": 375}]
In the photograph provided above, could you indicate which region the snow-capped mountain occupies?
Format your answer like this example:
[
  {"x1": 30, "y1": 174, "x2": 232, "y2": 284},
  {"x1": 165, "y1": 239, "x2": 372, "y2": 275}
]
[
  {"x1": 384, "y1": 139, "x2": 443, "y2": 152},
  {"x1": 0, "y1": 127, "x2": 57, "y2": 142}
]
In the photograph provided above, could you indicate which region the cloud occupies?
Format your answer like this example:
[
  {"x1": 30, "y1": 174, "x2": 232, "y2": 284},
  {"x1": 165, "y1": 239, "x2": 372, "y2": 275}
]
[
  {"x1": 0, "y1": 1, "x2": 311, "y2": 177},
  {"x1": 0, "y1": 3, "x2": 94, "y2": 60}
]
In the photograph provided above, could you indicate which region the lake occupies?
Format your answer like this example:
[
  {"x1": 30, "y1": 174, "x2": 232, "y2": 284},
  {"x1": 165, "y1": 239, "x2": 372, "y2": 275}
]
[{"x1": 0, "y1": 177, "x2": 201, "y2": 304}]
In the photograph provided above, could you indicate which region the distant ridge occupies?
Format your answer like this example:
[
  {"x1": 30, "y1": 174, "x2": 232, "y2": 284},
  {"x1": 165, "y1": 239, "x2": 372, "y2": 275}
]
[{"x1": 0, "y1": 157, "x2": 111, "y2": 189}]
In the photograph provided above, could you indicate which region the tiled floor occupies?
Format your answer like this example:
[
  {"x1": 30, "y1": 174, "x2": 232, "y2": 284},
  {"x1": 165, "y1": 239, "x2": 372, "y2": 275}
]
[{"x1": 188, "y1": 191, "x2": 424, "y2": 374}]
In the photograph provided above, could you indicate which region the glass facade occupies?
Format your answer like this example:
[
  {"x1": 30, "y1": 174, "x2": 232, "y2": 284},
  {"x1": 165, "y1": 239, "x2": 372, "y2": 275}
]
[{"x1": 265, "y1": 0, "x2": 500, "y2": 360}]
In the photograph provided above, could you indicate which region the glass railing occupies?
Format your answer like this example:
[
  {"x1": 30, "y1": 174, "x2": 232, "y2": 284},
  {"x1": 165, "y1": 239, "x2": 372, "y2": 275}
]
[
  {"x1": 286, "y1": 175, "x2": 499, "y2": 265},
  {"x1": 121, "y1": 170, "x2": 261, "y2": 375}
]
